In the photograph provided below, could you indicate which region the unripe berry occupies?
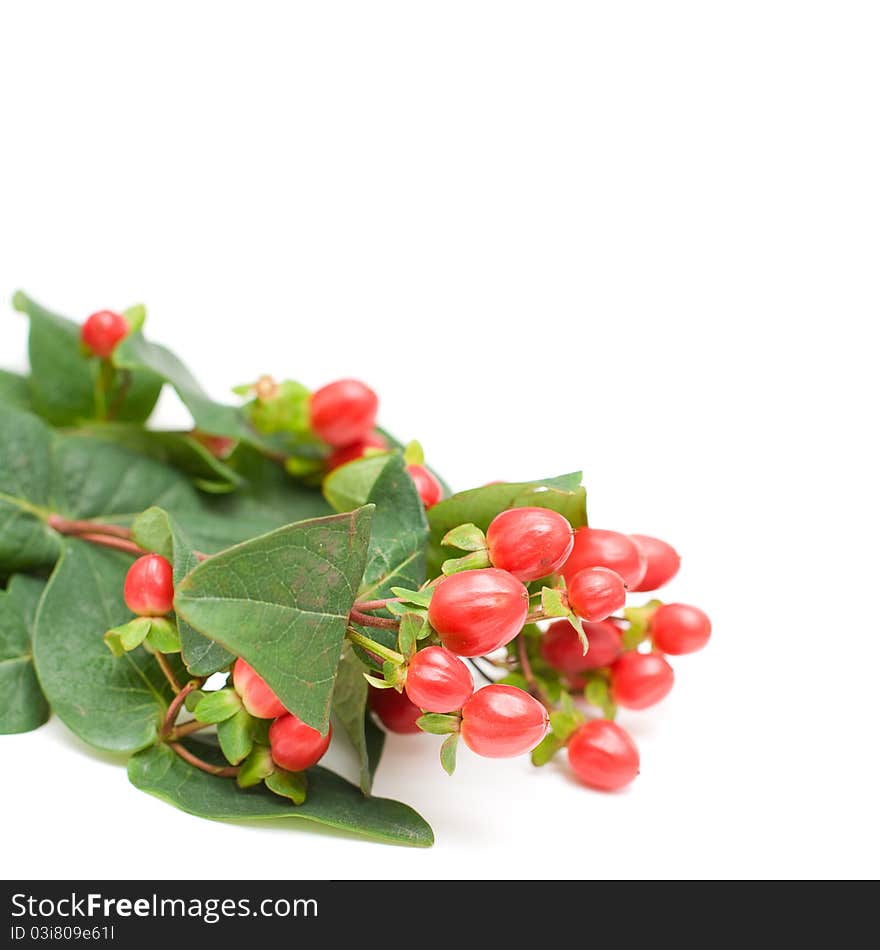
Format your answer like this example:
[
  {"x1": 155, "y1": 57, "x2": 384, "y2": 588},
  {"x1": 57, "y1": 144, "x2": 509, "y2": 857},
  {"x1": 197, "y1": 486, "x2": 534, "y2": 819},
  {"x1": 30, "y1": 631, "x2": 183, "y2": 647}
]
[
  {"x1": 407, "y1": 464, "x2": 443, "y2": 508},
  {"x1": 269, "y1": 714, "x2": 332, "y2": 771},
  {"x1": 630, "y1": 535, "x2": 681, "y2": 592},
  {"x1": 309, "y1": 379, "x2": 379, "y2": 447},
  {"x1": 650, "y1": 603, "x2": 711, "y2": 654},
  {"x1": 233, "y1": 658, "x2": 287, "y2": 719},
  {"x1": 485, "y1": 507, "x2": 574, "y2": 582},
  {"x1": 404, "y1": 646, "x2": 474, "y2": 712},
  {"x1": 326, "y1": 432, "x2": 388, "y2": 471},
  {"x1": 123, "y1": 554, "x2": 174, "y2": 617},
  {"x1": 460, "y1": 685, "x2": 548, "y2": 758},
  {"x1": 369, "y1": 686, "x2": 422, "y2": 734},
  {"x1": 566, "y1": 567, "x2": 626, "y2": 622},
  {"x1": 611, "y1": 651, "x2": 674, "y2": 709},
  {"x1": 567, "y1": 720, "x2": 640, "y2": 791},
  {"x1": 81, "y1": 310, "x2": 129, "y2": 358},
  {"x1": 540, "y1": 618, "x2": 621, "y2": 674},
  {"x1": 561, "y1": 528, "x2": 647, "y2": 589},
  {"x1": 427, "y1": 568, "x2": 529, "y2": 657}
]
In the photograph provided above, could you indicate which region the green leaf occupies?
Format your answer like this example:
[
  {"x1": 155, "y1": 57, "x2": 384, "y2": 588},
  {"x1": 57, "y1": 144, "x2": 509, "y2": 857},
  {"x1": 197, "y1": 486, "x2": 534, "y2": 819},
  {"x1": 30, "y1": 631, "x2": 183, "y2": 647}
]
[
  {"x1": 13, "y1": 291, "x2": 163, "y2": 425},
  {"x1": 441, "y1": 550, "x2": 492, "y2": 574},
  {"x1": 113, "y1": 332, "x2": 267, "y2": 447},
  {"x1": 416, "y1": 713, "x2": 461, "y2": 735},
  {"x1": 541, "y1": 586, "x2": 570, "y2": 618},
  {"x1": 175, "y1": 508, "x2": 374, "y2": 733},
  {"x1": 0, "y1": 369, "x2": 32, "y2": 413},
  {"x1": 217, "y1": 708, "x2": 255, "y2": 765},
  {"x1": 390, "y1": 587, "x2": 434, "y2": 608},
  {"x1": 322, "y1": 454, "x2": 393, "y2": 512},
  {"x1": 32, "y1": 540, "x2": 181, "y2": 752},
  {"x1": 265, "y1": 768, "x2": 309, "y2": 805},
  {"x1": 331, "y1": 646, "x2": 376, "y2": 795},
  {"x1": 440, "y1": 732, "x2": 459, "y2": 776},
  {"x1": 194, "y1": 689, "x2": 242, "y2": 724},
  {"x1": 128, "y1": 741, "x2": 433, "y2": 847},
  {"x1": 103, "y1": 617, "x2": 152, "y2": 657},
  {"x1": 355, "y1": 454, "x2": 428, "y2": 604},
  {"x1": 132, "y1": 507, "x2": 234, "y2": 676},
  {"x1": 531, "y1": 732, "x2": 564, "y2": 766},
  {"x1": 144, "y1": 617, "x2": 181, "y2": 654},
  {"x1": 621, "y1": 600, "x2": 662, "y2": 651},
  {"x1": 397, "y1": 613, "x2": 424, "y2": 660},
  {"x1": 441, "y1": 522, "x2": 487, "y2": 552},
  {"x1": 0, "y1": 575, "x2": 49, "y2": 734},
  {"x1": 237, "y1": 744, "x2": 275, "y2": 788},
  {"x1": 0, "y1": 405, "x2": 61, "y2": 572},
  {"x1": 584, "y1": 677, "x2": 617, "y2": 719},
  {"x1": 549, "y1": 710, "x2": 580, "y2": 742},
  {"x1": 426, "y1": 473, "x2": 587, "y2": 575}
]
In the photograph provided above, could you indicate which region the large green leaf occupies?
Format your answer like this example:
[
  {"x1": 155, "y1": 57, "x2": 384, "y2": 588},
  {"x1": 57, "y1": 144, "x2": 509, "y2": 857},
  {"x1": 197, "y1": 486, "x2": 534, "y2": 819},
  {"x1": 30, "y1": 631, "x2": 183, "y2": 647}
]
[
  {"x1": 426, "y1": 472, "x2": 587, "y2": 575},
  {"x1": 132, "y1": 507, "x2": 234, "y2": 677},
  {"x1": 32, "y1": 540, "x2": 180, "y2": 752},
  {"x1": 175, "y1": 508, "x2": 374, "y2": 732},
  {"x1": 0, "y1": 369, "x2": 32, "y2": 412},
  {"x1": 0, "y1": 405, "x2": 61, "y2": 572},
  {"x1": 12, "y1": 291, "x2": 163, "y2": 425},
  {"x1": 0, "y1": 575, "x2": 49, "y2": 734},
  {"x1": 128, "y1": 741, "x2": 433, "y2": 847},
  {"x1": 323, "y1": 454, "x2": 393, "y2": 512},
  {"x1": 332, "y1": 646, "x2": 384, "y2": 795},
  {"x1": 114, "y1": 332, "x2": 264, "y2": 445}
]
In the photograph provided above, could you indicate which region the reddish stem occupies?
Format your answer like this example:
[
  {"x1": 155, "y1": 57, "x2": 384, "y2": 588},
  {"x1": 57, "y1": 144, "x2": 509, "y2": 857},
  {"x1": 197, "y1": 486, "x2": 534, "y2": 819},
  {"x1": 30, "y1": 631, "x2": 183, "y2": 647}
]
[
  {"x1": 168, "y1": 720, "x2": 212, "y2": 741},
  {"x1": 169, "y1": 742, "x2": 239, "y2": 778},
  {"x1": 349, "y1": 608, "x2": 400, "y2": 631},
  {"x1": 77, "y1": 533, "x2": 145, "y2": 557},
  {"x1": 48, "y1": 514, "x2": 133, "y2": 539},
  {"x1": 155, "y1": 652, "x2": 182, "y2": 694},
  {"x1": 161, "y1": 680, "x2": 199, "y2": 737},
  {"x1": 353, "y1": 597, "x2": 404, "y2": 612}
]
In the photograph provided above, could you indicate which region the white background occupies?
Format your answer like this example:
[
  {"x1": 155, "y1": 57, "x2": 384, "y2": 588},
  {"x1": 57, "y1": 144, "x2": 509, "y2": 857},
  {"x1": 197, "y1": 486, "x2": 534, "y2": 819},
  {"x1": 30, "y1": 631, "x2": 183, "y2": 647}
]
[{"x1": 1, "y1": 1, "x2": 878, "y2": 880}]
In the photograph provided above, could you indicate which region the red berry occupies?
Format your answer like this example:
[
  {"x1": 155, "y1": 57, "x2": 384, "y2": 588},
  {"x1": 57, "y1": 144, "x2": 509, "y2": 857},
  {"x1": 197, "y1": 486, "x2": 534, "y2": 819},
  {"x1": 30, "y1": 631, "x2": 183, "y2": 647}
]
[
  {"x1": 269, "y1": 714, "x2": 332, "y2": 771},
  {"x1": 81, "y1": 310, "x2": 129, "y2": 358},
  {"x1": 427, "y1": 568, "x2": 529, "y2": 657},
  {"x1": 369, "y1": 687, "x2": 423, "y2": 734},
  {"x1": 486, "y1": 507, "x2": 574, "y2": 582},
  {"x1": 309, "y1": 379, "x2": 379, "y2": 447},
  {"x1": 460, "y1": 685, "x2": 548, "y2": 758},
  {"x1": 123, "y1": 554, "x2": 174, "y2": 617},
  {"x1": 610, "y1": 651, "x2": 674, "y2": 709},
  {"x1": 630, "y1": 535, "x2": 681, "y2": 592},
  {"x1": 566, "y1": 567, "x2": 626, "y2": 621},
  {"x1": 561, "y1": 528, "x2": 647, "y2": 589},
  {"x1": 404, "y1": 646, "x2": 474, "y2": 712},
  {"x1": 650, "y1": 603, "x2": 711, "y2": 654},
  {"x1": 407, "y1": 464, "x2": 443, "y2": 508},
  {"x1": 567, "y1": 720, "x2": 640, "y2": 791},
  {"x1": 326, "y1": 432, "x2": 388, "y2": 471},
  {"x1": 233, "y1": 658, "x2": 287, "y2": 719},
  {"x1": 540, "y1": 618, "x2": 621, "y2": 674}
]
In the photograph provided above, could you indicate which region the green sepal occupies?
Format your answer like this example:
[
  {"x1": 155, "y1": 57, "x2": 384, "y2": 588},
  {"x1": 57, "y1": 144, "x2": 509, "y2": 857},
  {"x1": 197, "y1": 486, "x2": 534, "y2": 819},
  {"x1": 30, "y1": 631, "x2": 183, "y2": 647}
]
[
  {"x1": 549, "y1": 710, "x2": 581, "y2": 743},
  {"x1": 363, "y1": 672, "x2": 393, "y2": 689},
  {"x1": 284, "y1": 455, "x2": 325, "y2": 478},
  {"x1": 144, "y1": 617, "x2": 181, "y2": 655},
  {"x1": 566, "y1": 612, "x2": 589, "y2": 653},
  {"x1": 621, "y1": 600, "x2": 662, "y2": 650},
  {"x1": 416, "y1": 712, "x2": 461, "y2": 736},
  {"x1": 531, "y1": 732, "x2": 564, "y2": 767},
  {"x1": 217, "y1": 708, "x2": 255, "y2": 765},
  {"x1": 245, "y1": 379, "x2": 311, "y2": 435},
  {"x1": 193, "y1": 688, "x2": 243, "y2": 724},
  {"x1": 237, "y1": 744, "x2": 275, "y2": 788},
  {"x1": 103, "y1": 617, "x2": 151, "y2": 657},
  {"x1": 391, "y1": 586, "x2": 434, "y2": 609},
  {"x1": 584, "y1": 676, "x2": 618, "y2": 719},
  {"x1": 402, "y1": 440, "x2": 424, "y2": 466},
  {"x1": 441, "y1": 523, "x2": 487, "y2": 552},
  {"x1": 397, "y1": 613, "x2": 425, "y2": 660},
  {"x1": 541, "y1": 586, "x2": 570, "y2": 618},
  {"x1": 386, "y1": 601, "x2": 430, "y2": 624},
  {"x1": 122, "y1": 304, "x2": 147, "y2": 334},
  {"x1": 265, "y1": 768, "x2": 309, "y2": 805},
  {"x1": 250, "y1": 717, "x2": 272, "y2": 746},
  {"x1": 440, "y1": 732, "x2": 459, "y2": 776},
  {"x1": 441, "y1": 550, "x2": 492, "y2": 575}
]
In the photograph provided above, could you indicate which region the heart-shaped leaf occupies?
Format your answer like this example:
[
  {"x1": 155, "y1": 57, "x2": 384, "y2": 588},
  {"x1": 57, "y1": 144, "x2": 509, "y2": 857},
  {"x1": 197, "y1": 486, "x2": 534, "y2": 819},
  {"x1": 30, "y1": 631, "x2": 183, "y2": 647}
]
[
  {"x1": 128, "y1": 741, "x2": 433, "y2": 847},
  {"x1": 174, "y1": 507, "x2": 374, "y2": 732},
  {"x1": 32, "y1": 540, "x2": 181, "y2": 752},
  {"x1": 331, "y1": 646, "x2": 386, "y2": 795},
  {"x1": 0, "y1": 575, "x2": 49, "y2": 734}
]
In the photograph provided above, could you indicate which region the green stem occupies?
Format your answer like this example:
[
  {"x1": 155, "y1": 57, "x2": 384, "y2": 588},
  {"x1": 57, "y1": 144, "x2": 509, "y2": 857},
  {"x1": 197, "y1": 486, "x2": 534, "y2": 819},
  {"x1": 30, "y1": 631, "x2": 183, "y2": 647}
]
[
  {"x1": 93, "y1": 358, "x2": 116, "y2": 421},
  {"x1": 346, "y1": 627, "x2": 405, "y2": 665}
]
